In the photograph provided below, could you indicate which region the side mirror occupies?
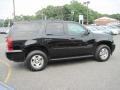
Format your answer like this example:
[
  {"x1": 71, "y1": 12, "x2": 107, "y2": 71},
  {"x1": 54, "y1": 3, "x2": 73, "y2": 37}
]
[{"x1": 84, "y1": 29, "x2": 90, "y2": 35}]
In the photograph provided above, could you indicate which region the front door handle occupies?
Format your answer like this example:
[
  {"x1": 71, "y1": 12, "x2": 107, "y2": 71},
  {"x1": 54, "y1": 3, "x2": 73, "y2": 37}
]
[
  {"x1": 70, "y1": 38, "x2": 75, "y2": 40},
  {"x1": 46, "y1": 34, "x2": 53, "y2": 35}
]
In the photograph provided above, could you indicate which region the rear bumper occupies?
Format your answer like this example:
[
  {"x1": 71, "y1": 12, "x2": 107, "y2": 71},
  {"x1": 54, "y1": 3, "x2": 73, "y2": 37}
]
[{"x1": 6, "y1": 50, "x2": 25, "y2": 62}]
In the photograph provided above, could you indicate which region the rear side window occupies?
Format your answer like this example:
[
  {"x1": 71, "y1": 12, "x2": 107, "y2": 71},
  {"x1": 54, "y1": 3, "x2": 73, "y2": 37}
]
[
  {"x1": 46, "y1": 23, "x2": 64, "y2": 35},
  {"x1": 9, "y1": 22, "x2": 44, "y2": 39},
  {"x1": 10, "y1": 23, "x2": 43, "y2": 33}
]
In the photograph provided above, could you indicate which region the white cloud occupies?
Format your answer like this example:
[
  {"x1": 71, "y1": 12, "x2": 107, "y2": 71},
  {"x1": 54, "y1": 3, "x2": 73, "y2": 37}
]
[
  {"x1": 14, "y1": 0, "x2": 71, "y2": 15},
  {"x1": 80, "y1": 0, "x2": 120, "y2": 14}
]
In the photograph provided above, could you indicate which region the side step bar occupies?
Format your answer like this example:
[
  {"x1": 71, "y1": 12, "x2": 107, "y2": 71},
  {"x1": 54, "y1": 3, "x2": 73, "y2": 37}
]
[{"x1": 50, "y1": 55, "x2": 93, "y2": 61}]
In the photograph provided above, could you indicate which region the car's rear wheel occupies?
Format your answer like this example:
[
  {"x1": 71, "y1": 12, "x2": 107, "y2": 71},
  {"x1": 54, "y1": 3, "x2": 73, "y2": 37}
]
[
  {"x1": 25, "y1": 50, "x2": 48, "y2": 71},
  {"x1": 94, "y1": 45, "x2": 111, "y2": 62}
]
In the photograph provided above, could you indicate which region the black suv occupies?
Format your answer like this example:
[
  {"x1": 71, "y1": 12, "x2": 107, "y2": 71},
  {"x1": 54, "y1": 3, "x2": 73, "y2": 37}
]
[{"x1": 6, "y1": 20, "x2": 115, "y2": 71}]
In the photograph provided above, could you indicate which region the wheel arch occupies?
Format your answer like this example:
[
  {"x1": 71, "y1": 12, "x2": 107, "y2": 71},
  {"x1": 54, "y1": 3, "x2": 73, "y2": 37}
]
[
  {"x1": 96, "y1": 41, "x2": 113, "y2": 52},
  {"x1": 24, "y1": 45, "x2": 49, "y2": 58}
]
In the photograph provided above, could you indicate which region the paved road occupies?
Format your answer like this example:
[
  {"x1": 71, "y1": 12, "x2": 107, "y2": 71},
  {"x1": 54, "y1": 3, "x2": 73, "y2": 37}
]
[
  {"x1": 0, "y1": 34, "x2": 120, "y2": 90},
  {"x1": 0, "y1": 35, "x2": 8, "y2": 83}
]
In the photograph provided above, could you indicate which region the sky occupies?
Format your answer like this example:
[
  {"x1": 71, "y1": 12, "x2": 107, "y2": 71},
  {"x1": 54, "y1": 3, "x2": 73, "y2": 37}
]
[{"x1": 0, "y1": 0, "x2": 120, "y2": 19}]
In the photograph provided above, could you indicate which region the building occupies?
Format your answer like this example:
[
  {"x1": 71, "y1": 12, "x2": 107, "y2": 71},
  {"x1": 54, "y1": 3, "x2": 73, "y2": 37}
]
[{"x1": 94, "y1": 17, "x2": 119, "y2": 25}]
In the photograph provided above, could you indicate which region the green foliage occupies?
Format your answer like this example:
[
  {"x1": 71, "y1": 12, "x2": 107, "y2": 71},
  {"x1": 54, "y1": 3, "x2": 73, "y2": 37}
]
[
  {"x1": 35, "y1": 0, "x2": 102, "y2": 24},
  {"x1": 15, "y1": 15, "x2": 36, "y2": 21},
  {"x1": 109, "y1": 14, "x2": 120, "y2": 20},
  {"x1": 0, "y1": 20, "x2": 4, "y2": 27},
  {"x1": 36, "y1": 6, "x2": 64, "y2": 20},
  {"x1": 3, "y1": 19, "x2": 13, "y2": 27}
]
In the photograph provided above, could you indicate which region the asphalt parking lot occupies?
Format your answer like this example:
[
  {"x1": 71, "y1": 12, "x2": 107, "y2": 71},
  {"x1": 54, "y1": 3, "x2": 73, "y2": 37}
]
[{"x1": 0, "y1": 34, "x2": 120, "y2": 90}]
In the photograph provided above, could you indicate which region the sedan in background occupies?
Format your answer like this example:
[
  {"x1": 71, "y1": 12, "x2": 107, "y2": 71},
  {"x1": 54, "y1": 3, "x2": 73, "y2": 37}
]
[
  {"x1": 0, "y1": 27, "x2": 10, "y2": 34},
  {"x1": 86, "y1": 26, "x2": 112, "y2": 34},
  {"x1": 107, "y1": 25, "x2": 120, "y2": 34},
  {"x1": 86, "y1": 26, "x2": 104, "y2": 33}
]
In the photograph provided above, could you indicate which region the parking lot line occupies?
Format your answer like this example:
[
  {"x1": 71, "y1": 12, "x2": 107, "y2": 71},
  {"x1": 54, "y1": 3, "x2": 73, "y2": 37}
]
[{"x1": 0, "y1": 59, "x2": 12, "y2": 83}]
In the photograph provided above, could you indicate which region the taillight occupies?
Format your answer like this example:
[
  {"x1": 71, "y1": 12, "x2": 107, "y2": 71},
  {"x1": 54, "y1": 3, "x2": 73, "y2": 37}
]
[{"x1": 7, "y1": 36, "x2": 13, "y2": 51}]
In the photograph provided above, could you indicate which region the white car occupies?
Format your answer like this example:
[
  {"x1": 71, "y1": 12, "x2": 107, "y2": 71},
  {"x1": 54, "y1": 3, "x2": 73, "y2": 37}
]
[
  {"x1": 107, "y1": 26, "x2": 120, "y2": 35},
  {"x1": 95, "y1": 26, "x2": 112, "y2": 35},
  {"x1": 0, "y1": 27, "x2": 10, "y2": 34},
  {"x1": 96, "y1": 26, "x2": 119, "y2": 35},
  {"x1": 86, "y1": 26, "x2": 105, "y2": 33}
]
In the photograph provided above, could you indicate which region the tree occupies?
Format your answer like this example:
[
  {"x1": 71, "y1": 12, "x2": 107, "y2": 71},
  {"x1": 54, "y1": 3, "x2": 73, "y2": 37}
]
[
  {"x1": 35, "y1": 0, "x2": 102, "y2": 24},
  {"x1": 36, "y1": 6, "x2": 64, "y2": 20},
  {"x1": 109, "y1": 14, "x2": 120, "y2": 20},
  {"x1": 4, "y1": 19, "x2": 13, "y2": 27},
  {"x1": 62, "y1": 5, "x2": 71, "y2": 20},
  {"x1": 15, "y1": 15, "x2": 36, "y2": 21},
  {"x1": 0, "y1": 19, "x2": 4, "y2": 27}
]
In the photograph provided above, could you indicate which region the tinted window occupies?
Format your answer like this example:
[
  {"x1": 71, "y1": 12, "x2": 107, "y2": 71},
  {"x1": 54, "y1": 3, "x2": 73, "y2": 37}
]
[
  {"x1": 11, "y1": 23, "x2": 43, "y2": 33},
  {"x1": 67, "y1": 23, "x2": 85, "y2": 35},
  {"x1": 46, "y1": 23, "x2": 64, "y2": 35},
  {"x1": 9, "y1": 22, "x2": 44, "y2": 39}
]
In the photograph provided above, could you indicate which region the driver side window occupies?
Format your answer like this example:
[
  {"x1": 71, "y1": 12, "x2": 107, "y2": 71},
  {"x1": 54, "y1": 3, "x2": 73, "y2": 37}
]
[{"x1": 67, "y1": 23, "x2": 85, "y2": 35}]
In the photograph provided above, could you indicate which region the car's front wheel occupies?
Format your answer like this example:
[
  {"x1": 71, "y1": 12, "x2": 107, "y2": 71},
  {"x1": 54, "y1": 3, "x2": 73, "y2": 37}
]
[
  {"x1": 25, "y1": 50, "x2": 48, "y2": 71},
  {"x1": 94, "y1": 45, "x2": 111, "y2": 62}
]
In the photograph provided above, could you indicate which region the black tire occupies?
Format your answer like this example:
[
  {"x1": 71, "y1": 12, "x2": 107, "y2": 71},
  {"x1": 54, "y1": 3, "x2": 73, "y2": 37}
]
[
  {"x1": 94, "y1": 45, "x2": 111, "y2": 62},
  {"x1": 25, "y1": 50, "x2": 48, "y2": 71}
]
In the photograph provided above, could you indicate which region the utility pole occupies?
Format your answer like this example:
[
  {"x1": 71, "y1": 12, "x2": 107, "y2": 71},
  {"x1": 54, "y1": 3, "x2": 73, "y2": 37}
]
[
  {"x1": 13, "y1": 0, "x2": 16, "y2": 21},
  {"x1": 84, "y1": 1, "x2": 90, "y2": 25}
]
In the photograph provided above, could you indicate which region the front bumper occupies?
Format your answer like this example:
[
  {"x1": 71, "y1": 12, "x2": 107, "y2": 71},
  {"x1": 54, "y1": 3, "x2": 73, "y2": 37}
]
[
  {"x1": 111, "y1": 44, "x2": 115, "y2": 53},
  {"x1": 6, "y1": 50, "x2": 25, "y2": 62}
]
